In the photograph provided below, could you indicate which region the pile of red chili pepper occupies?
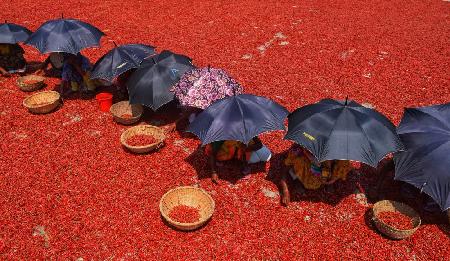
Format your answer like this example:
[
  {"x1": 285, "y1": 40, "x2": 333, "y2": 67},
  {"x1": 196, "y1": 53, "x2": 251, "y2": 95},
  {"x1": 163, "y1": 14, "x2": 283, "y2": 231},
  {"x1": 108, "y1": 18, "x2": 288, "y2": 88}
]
[
  {"x1": 121, "y1": 113, "x2": 133, "y2": 119},
  {"x1": 23, "y1": 79, "x2": 41, "y2": 85},
  {"x1": 126, "y1": 134, "x2": 157, "y2": 146},
  {"x1": 377, "y1": 211, "x2": 415, "y2": 230},
  {"x1": 1, "y1": 0, "x2": 449, "y2": 259},
  {"x1": 168, "y1": 205, "x2": 201, "y2": 223}
]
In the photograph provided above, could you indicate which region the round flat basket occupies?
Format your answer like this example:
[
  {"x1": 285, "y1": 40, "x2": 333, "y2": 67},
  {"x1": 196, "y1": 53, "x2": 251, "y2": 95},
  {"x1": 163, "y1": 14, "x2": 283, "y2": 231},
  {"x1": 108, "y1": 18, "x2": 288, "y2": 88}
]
[
  {"x1": 110, "y1": 101, "x2": 143, "y2": 125},
  {"x1": 372, "y1": 200, "x2": 421, "y2": 240},
  {"x1": 22, "y1": 91, "x2": 60, "y2": 114},
  {"x1": 120, "y1": 125, "x2": 165, "y2": 154},
  {"x1": 160, "y1": 186, "x2": 215, "y2": 231},
  {"x1": 17, "y1": 75, "x2": 46, "y2": 92}
]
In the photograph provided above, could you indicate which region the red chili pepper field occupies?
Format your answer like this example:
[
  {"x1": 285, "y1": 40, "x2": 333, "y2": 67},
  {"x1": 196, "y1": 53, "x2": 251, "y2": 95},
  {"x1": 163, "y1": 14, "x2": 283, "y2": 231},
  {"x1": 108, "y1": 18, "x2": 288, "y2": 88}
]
[{"x1": 1, "y1": 0, "x2": 449, "y2": 259}]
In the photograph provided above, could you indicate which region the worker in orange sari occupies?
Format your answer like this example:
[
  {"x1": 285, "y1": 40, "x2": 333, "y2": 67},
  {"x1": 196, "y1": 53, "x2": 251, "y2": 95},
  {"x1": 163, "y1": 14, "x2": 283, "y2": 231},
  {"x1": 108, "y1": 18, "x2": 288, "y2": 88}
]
[
  {"x1": 280, "y1": 145, "x2": 353, "y2": 206},
  {"x1": 205, "y1": 137, "x2": 271, "y2": 183}
]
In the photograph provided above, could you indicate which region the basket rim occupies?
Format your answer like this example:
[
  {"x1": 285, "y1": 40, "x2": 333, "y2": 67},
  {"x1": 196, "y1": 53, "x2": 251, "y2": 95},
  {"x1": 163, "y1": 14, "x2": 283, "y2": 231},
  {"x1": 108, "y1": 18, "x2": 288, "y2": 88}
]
[
  {"x1": 22, "y1": 91, "x2": 61, "y2": 108},
  {"x1": 18, "y1": 75, "x2": 46, "y2": 81},
  {"x1": 372, "y1": 200, "x2": 421, "y2": 233},
  {"x1": 159, "y1": 186, "x2": 215, "y2": 227},
  {"x1": 120, "y1": 125, "x2": 165, "y2": 149}
]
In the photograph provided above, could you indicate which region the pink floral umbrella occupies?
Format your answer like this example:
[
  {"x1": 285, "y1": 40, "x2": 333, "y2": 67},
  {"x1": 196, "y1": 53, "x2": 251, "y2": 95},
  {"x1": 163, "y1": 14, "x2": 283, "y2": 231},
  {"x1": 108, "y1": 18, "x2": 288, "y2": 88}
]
[{"x1": 170, "y1": 66, "x2": 244, "y2": 109}]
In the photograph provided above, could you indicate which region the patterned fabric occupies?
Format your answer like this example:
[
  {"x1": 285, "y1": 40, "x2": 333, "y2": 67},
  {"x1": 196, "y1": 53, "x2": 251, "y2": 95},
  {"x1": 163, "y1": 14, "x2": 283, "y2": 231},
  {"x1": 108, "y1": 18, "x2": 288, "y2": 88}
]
[
  {"x1": 284, "y1": 146, "x2": 352, "y2": 190},
  {"x1": 171, "y1": 67, "x2": 243, "y2": 109},
  {"x1": 205, "y1": 140, "x2": 255, "y2": 162},
  {"x1": 0, "y1": 44, "x2": 25, "y2": 72},
  {"x1": 285, "y1": 151, "x2": 323, "y2": 190}
]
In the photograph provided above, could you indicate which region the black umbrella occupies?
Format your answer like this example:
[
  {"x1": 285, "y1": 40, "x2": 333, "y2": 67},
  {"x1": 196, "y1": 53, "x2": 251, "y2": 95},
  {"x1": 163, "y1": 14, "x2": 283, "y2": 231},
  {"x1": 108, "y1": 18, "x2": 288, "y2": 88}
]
[
  {"x1": 187, "y1": 94, "x2": 289, "y2": 145},
  {"x1": 394, "y1": 103, "x2": 450, "y2": 210},
  {"x1": 91, "y1": 43, "x2": 156, "y2": 82},
  {"x1": 284, "y1": 98, "x2": 404, "y2": 167},
  {"x1": 25, "y1": 18, "x2": 104, "y2": 54},
  {"x1": 0, "y1": 21, "x2": 32, "y2": 44},
  {"x1": 126, "y1": 50, "x2": 195, "y2": 110}
]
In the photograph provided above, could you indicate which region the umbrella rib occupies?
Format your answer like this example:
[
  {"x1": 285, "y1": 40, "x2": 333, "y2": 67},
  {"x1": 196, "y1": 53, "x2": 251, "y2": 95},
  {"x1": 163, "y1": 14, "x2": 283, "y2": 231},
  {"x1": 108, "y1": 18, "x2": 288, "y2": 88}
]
[
  {"x1": 245, "y1": 96, "x2": 286, "y2": 131},
  {"x1": 352, "y1": 113, "x2": 378, "y2": 166},
  {"x1": 316, "y1": 108, "x2": 343, "y2": 162},
  {"x1": 401, "y1": 108, "x2": 450, "y2": 132},
  {"x1": 234, "y1": 98, "x2": 248, "y2": 143}
]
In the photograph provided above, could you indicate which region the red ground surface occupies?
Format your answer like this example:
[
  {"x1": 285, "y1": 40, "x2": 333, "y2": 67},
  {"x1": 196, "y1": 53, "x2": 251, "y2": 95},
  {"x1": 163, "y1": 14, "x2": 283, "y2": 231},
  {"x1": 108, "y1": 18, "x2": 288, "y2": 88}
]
[{"x1": 1, "y1": 0, "x2": 450, "y2": 259}]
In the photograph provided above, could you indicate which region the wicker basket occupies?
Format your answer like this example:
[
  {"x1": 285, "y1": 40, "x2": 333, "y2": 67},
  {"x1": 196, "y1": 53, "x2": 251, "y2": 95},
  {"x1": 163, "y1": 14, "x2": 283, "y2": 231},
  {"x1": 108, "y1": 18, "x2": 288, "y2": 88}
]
[
  {"x1": 22, "y1": 91, "x2": 60, "y2": 114},
  {"x1": 17, "y1": 75, "x2": 46, "y2": 92},
  {"x1": 110, "y1": 101, "x2": 143, "y2": 125},
  {"x1": 120, "y1": 125, "x2": 165, "y2": 154},
  {"x1": 160, "y1": 186, "x2": 215, "y2": 231},
  {"x1": 372, "y1": 200, "x2": 421, "y2": 240}
]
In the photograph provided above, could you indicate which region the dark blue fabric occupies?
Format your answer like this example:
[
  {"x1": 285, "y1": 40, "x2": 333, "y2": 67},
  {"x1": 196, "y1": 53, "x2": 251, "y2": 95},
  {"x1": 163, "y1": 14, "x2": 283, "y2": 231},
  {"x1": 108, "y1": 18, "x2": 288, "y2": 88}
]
[
  {"x1": 126, "y1": 50, "x2": 195, "y2": 111},
  {"x1": 394, "y1": 103, "x2": 450, "y2": 210},
  {"x1": 285, "y1": 98, "x2": 404, "y2": 167},
  {"x1": 25, "y1": 18, "x2": 104, "y2": 54},
  {"x1": 187, "y1": 94, "x2": 289, "y2": 145},
  {"x1": 91, "y1": 44, "x2": 156, "y2": 82},
  {"x1": 0, "y1": 23, "x2": 32, "y2": 44}
]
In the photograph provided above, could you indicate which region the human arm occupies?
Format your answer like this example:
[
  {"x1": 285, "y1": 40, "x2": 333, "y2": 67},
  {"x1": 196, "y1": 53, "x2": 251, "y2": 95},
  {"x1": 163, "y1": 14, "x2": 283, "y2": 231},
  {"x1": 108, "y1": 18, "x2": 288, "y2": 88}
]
[
  {"x1": 209, "y1": 148, "x2": 219, "y2": 184},
  {"x1": 0, "y1": 66, "x2": 10, "y2": 76},
  {"x1": 280, "y1": 168, "x2": 290, "y2": 206},
  {"x1": 37, "y1": 56, "x2": 52, "y2": 72}
]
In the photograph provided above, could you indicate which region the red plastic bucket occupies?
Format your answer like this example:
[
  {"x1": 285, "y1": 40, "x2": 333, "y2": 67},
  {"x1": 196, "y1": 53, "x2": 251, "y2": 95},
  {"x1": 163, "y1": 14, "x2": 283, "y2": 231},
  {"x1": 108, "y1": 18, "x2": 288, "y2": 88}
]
[{"x1": 95, "y1": 92, "x2": 113, "y2": 112}]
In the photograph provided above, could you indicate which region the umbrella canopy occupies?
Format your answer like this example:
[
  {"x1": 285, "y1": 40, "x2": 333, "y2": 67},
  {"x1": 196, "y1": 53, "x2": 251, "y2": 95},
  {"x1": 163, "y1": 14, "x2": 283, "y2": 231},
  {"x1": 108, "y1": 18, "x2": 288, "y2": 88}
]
[
  {"x1": 91, "y1": 43, "x2": 156, "y2": 82},
  {"x1": 171, "y1": 66, "x2": 244, "y2": 109},
  {"x1": 25, "y1": 18, "x2": 104, "y2": 54},
  {"x1": 126, "y1": 50, "x2": 195, "y2": 111},
  {"x1": 0, "y1": 22, "x2": 32, "y2": 44},
  {"x1": 187, "y1": 94, "x2": 289, "y2": 145},
  {"x1": 394, "y1": 103, "x2": 450, "y2": 210},
  {"x1": 284, "y1": 98, "x2": 404, "y2": 167}
]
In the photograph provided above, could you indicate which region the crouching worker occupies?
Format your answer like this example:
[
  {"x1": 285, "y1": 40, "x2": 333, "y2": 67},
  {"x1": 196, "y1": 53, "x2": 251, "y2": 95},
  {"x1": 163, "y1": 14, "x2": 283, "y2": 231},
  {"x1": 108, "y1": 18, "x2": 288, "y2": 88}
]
[
  {"x1": 61, "y1": 53, "x2": 97, "y2": 96},
  {"x1": 280, "y1": 145, "x2": 353, "y2": 206},
  {"x1": 205, "y1": 136, "x2": 271, "y2": 183}
]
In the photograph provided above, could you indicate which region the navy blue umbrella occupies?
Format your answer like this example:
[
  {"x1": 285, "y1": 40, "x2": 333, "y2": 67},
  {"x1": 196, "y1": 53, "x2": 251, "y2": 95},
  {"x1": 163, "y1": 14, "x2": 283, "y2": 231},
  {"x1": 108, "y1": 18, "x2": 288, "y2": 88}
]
[
  {"x1": 285, "y1": 98, "x2": 404, "y2": 167},
  {"x1": 187, "y1": 94, "x2": 289, "y2": 145},
  {"x1": 0, "y1": 22, "x2": 32, "y2": 44},
  {"x1": 126, "y1": 50, "x2": 195, "y2": 111},
  {"x1": 394, "y1": 103, "x2": 450, "y2": 210},
  {"x1": 25, "y1": 18, "x2": 104, "y2": 54},
  {"x1": 90, "y1": 43, "x2": 156, "y2": 82}
]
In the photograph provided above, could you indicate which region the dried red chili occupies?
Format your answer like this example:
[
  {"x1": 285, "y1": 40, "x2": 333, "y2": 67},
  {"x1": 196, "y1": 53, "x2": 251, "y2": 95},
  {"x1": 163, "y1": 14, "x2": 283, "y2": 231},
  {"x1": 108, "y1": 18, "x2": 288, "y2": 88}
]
[
  {"x1": 121, "y1": 113, "x2": 133, "y2": 119},
  {"x1": 377, "y1": 211, "x2": 414, "y2": 230},
  {"x1": 126, "y1": 134, "x2": 157, "y2": 146},
  {"x1": 168, "y1": 205, "x2": 200, "y2": 223}
]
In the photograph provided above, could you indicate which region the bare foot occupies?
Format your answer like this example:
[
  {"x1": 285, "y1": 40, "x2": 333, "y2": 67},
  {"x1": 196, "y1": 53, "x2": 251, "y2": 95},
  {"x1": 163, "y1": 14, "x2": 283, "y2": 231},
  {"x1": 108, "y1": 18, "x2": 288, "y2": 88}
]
[
  {"x1": 281, "y1": 191, "x2": 290, "y2": 206},
  {"x1": 211, "y1": 172, "x2": 219, "y2": 184}
]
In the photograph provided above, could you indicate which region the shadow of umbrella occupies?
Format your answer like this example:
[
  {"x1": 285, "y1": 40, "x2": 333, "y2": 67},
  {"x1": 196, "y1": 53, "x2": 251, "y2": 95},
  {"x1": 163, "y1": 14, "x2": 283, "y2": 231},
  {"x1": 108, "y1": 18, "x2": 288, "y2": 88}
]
[
  {"x1": 184, "y1": 145, "x2": 266, "y2": 185},
  {"x1": 266, "y1": 146, "x2": 362, "y2": 207}
]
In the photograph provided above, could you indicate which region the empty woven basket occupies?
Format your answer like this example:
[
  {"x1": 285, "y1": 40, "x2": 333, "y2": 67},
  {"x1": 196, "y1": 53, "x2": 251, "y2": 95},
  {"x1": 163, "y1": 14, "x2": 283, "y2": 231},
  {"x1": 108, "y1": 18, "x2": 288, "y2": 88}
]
[
  {"x1": 22, "y1": 91, "x2": 60, "y2": 114},
  {"x1": 372, "y1": 200, "x2": 421, "y2": 240},
  {"x1": 17, "y1": 75, "x2": 46, "y2": 92},
  {"x1": 110, "y1": 101, "x2": 143, "y2": 125},
  {"x1": 120, "y1": 125, "x2": 165, "y2": 154},
  {"x1": 160, "y1": 186, "x2": 215, "y2": 231}
]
